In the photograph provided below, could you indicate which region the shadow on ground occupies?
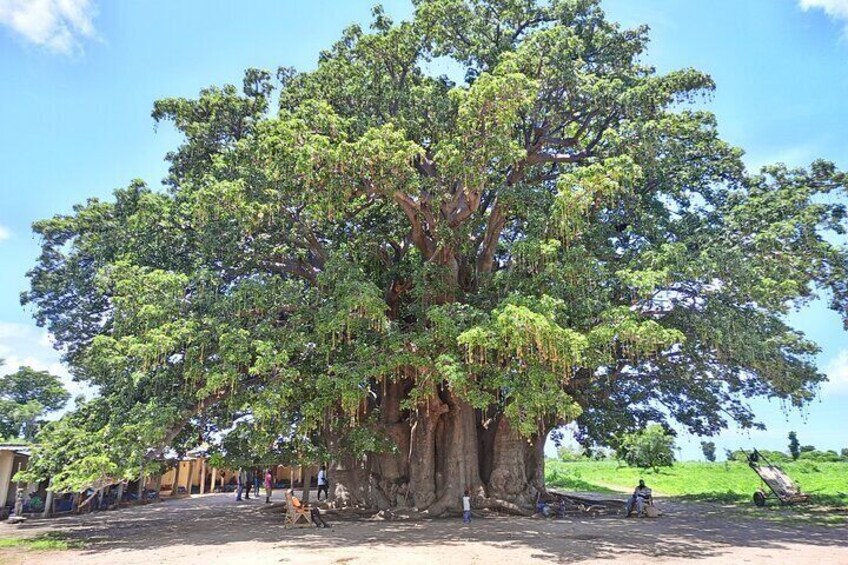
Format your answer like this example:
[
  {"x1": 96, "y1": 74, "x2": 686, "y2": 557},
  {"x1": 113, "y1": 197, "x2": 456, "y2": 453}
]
[{"x1": 4, "y1": 493, "x2": 847, "y2": 563}]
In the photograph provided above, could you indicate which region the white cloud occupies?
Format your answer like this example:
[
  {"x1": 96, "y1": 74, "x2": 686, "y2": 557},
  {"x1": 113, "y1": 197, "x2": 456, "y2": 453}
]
[
  {"x1": 0, "y1": 224, "x2": 9, "y2": 242},
  {"x1": 823, "y1": 349, "x2": 848, "y2": 394},
  {"x1": 800, "y1": 0, "x2": 848, "y2": 34},
  {"x1": 0, "y1": 0, "x2": 97, "y2": 54},
  {"x1": 0, "y1": 321, "x2": 93, "y2": 414}
]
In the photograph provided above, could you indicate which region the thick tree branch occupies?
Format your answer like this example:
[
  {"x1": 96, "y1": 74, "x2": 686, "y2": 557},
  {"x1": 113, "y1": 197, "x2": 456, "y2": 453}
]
[
  {"x1": 261, "y1": 258, "x2": 318, "y2": 283},
  {"x1": 393, "y1": 191, "x2": 435, "y2": 258},
  {"x1": 476, "y1": 198, "x2": 505, "y2": 274}
]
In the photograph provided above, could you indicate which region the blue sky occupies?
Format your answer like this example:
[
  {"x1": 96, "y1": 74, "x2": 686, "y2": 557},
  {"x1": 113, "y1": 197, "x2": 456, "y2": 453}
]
[{"x1": 0, "y1": 0, "x2": 846, "y2": 460}]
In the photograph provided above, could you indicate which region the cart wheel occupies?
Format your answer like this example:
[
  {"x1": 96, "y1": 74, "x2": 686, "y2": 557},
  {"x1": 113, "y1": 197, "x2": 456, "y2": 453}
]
[{"x1": 753, "y1": 491, "x2": 766, "y2": 507}]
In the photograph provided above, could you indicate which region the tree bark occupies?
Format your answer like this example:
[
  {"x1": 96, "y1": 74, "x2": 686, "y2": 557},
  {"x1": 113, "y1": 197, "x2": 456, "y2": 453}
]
[
  {"x1": 407, "y1": 385, "x2": 448, "y2": 510},
  {"x1": 329, "y1": 454, "x2": 369, "y2": 507},
  {"x1": 487, "y1": 416, "x2": 541, "y2": 507},
  {"x1": 137, "y1": 463, "x2": 145, "y2": 502},
  {"x1": 172, "y1": 461, "x2": 181, "y2": 496},
  {"x1": 426, "y1": 389, "x2": 483, "y2": 515},
  {"x1": 42, "y1": 478, "x2": 54, "y2": 518}
]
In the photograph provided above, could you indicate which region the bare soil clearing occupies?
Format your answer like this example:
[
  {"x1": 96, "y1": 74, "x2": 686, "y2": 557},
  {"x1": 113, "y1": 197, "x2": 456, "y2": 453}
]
[{"x1": 0, "y1": 493, "x2": 845, "y2": 564}]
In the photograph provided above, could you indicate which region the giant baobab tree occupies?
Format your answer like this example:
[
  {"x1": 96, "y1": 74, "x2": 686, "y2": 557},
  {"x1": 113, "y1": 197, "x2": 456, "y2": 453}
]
[{"x1": 22, "y1": 0, "x2": 847, "y2": 513}]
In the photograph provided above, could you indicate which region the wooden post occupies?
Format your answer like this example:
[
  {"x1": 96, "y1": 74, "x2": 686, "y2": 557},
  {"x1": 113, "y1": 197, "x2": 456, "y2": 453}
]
[
  {"x1": 42, "y1": 477, "x2": 54, "y2": 518},
  {"x1": 137, "y1": 463, "x2": 145, "y2": 502},
  {"x1": 200, "y1": 460, "x2": 207, "y2": 495},
  {"x1": 114, "y1": 481, "x2": 124, "y2": 509},
  {"x1": 210, "y1": 467, "x2": 217, "y2": 493},
  {"x1": 172, "y1": 461, "x2": 181, "y2": 497},
  {"x1": 185, "y1": 460, "x2": 192, "y2": 495}
]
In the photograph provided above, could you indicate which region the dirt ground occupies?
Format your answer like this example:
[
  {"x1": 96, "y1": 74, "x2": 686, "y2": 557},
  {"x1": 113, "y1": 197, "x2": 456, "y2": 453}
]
[{"x1": 1, "y1": 492, "x2": 846, "y2": 564}]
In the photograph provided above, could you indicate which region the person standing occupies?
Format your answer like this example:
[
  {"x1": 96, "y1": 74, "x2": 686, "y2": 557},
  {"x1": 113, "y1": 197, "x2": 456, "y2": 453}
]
[
  {"x1": 462, "y1": 490, "x2": 472, "y2": 524},
  {"x1": 264, "y1": 469, "x2": 273, "y2": 503},
  {"x1": 236, "y1": 468, "x2": 244, "y2": 501},
  {"x1": 253, "y1": 468, "x2": 261, "y2": 498},
  {"x1": 244, "y1": 469, "x2": 252, "y2": 500},
  {"x1": 317, "y1": 465, "x2": 329, "y2": 501}
]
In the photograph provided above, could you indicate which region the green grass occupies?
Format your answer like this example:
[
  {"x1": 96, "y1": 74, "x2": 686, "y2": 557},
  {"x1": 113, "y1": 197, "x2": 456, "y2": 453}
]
[
  {"x1": 0, "y1": 532, "x2": 82, "y2": 551},
  {"x1": 545, "y1": 459, "x2": 848, "y2": 525}
]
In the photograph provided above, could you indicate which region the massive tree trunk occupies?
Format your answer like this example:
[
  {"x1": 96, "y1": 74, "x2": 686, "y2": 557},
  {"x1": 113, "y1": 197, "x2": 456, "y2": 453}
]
[{"x1": 331, "y1": 384, "x2": 548, "y2": 514}]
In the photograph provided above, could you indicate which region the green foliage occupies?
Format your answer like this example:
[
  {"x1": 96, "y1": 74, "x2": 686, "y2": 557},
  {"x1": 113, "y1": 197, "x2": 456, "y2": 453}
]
[
  {"x1": 700, "y1": 441, "x2": 716, "y2": 462},
  {"x1": 556, "y1": 445, "x2": 587, "y2": 462},
  {"x1": 799, "y1": 449, "x2": 843, "y2": 463},
  {"x1": 18, "y1": 0, "x2": 848, "y2": 486},
  {"x1": 0, "y1": 366, "x2": 69, "y2": 441},
  {"x1": 0, "y1": 532, "x2": 82, "y2": 551},
  {"x1": 728, "y1": 449, "x2": 792, "y2": 463},
  {"x1": 789, "y1": 431, "x2": 800, "y2": 460},
  {"x1": 617, "y1": 424, "x2": 676, "y2": 470},
  {"x1": 545, "y1": 459, "x2": 848, "y2": 509}
]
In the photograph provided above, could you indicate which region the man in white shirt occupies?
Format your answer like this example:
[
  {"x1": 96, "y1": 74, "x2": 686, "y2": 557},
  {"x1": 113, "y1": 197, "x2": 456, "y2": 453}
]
[{"x1": 317, "y1": 465, "x2": 329, "y2": 501}]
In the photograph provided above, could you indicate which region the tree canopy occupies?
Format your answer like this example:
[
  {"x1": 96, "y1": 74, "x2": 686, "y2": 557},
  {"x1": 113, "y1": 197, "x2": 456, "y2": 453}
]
[
  {"x1": 20, "y1": 0, "x2": 847, "y2": 511},
  {"x1": 0, "y1": 364, "x2": 69, "y2": 441}
]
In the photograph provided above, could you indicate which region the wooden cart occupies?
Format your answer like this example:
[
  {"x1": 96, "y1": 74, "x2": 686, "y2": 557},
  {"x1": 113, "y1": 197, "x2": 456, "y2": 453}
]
[{"x1": 746, "y1": 449, "x2": 810, "y2": 507}]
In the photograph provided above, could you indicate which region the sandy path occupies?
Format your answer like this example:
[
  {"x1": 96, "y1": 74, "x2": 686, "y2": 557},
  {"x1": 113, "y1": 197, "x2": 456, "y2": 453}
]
[{"x1": 1, "y1": 492, "x2": 846, "y2": 564}]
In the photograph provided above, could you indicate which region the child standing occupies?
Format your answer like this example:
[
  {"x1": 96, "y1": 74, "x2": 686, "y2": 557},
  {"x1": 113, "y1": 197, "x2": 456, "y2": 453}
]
[{"x1": 462, "y1": 490, "x2": 472, "y2": 524}]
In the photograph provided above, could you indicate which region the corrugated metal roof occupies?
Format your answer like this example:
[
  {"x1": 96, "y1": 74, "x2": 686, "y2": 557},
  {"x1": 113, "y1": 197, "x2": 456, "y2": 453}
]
[{"x1": 0, "y1": 444, "x2": 31, "y2": 455}]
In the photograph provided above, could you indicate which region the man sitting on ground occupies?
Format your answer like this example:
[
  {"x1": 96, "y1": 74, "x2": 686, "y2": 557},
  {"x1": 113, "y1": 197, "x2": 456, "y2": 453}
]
[
  {"x1": 289, "y1": 489, "x2": 328, "y2": 527},
  {"x1": 625, "y1": 480, "x2": 653, "y2": 517}
]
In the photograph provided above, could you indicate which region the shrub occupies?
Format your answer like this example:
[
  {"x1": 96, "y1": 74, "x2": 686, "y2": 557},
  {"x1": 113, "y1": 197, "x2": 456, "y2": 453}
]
[
  {"x1": 799, "y1": 450, "x2": 842, "y2": 463},
  {"x1": 727, "y1": 449, "x2": 789, "y2": 463},
  {"x1": 557, "y1": 446, "x2": 586, "y2": 462},
  {"x1": 788, "y1": 432, "x2": 800, "y2": 460},
  {"x1": 700, "y1": 441, "x2": 716, "y2": 462},
  {"x1": 796, "y1": 460, "x2": 821, "y2": 473},
  {"x1": 758, "y1": 449, "x2": 791, "y2": 463},
  {"x1": 617, "y1": 424, "x2": 676, "y2": 471}
]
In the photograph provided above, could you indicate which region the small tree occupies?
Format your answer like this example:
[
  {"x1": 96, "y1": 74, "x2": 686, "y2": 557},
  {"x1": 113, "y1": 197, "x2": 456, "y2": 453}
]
[
  {"x1": 840, "y1": 448, "x2": 848, "y2": 460},
  {"x1": 0, "y1": 366, "x2": 70, "y2": 440},
  {"x1": 700, "y1": 441, "x2": 717, "y2": 462},
  {"x1": 618, "y1": 425, "x2": 676, "y2": 471},
  {"x1": 788, "y1": 432, "x2": 800, "y2": 460},
  {"x1": 557, "y1": 446, "x2": 586, "y2": 461},
  {"x1": 800, "y1": 444, "x2": 816, "y2": 454}
]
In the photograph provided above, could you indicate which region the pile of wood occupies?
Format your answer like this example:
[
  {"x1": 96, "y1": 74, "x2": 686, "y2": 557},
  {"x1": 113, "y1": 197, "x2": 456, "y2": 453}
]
[{"x1": 540, "y1": 489, "x2": 625, "y2": 516}]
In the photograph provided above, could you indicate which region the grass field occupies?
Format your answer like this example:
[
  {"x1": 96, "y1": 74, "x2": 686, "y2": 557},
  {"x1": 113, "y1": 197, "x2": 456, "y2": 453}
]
[
  {"x1": 0, "y1": 532, "x2": 81, "y2": 551},
  {"x1": 545, "y1": 459, "x2": 848, "y2": 507}
]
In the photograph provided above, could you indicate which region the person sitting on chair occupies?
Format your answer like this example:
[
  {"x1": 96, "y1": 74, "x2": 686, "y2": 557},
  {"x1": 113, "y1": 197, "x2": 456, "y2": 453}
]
[
  {"x1": 289, "y1": 489, "x2": 328, "y2": 527},
  {"x1": 625, "y1": 480, "x2": 653, "y2": 517}
]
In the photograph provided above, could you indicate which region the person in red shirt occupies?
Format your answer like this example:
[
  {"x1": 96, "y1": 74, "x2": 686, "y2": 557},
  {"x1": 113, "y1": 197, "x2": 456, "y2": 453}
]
[{"x1": 264, "y1": 470, "x2": 273, "y2": 503}]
